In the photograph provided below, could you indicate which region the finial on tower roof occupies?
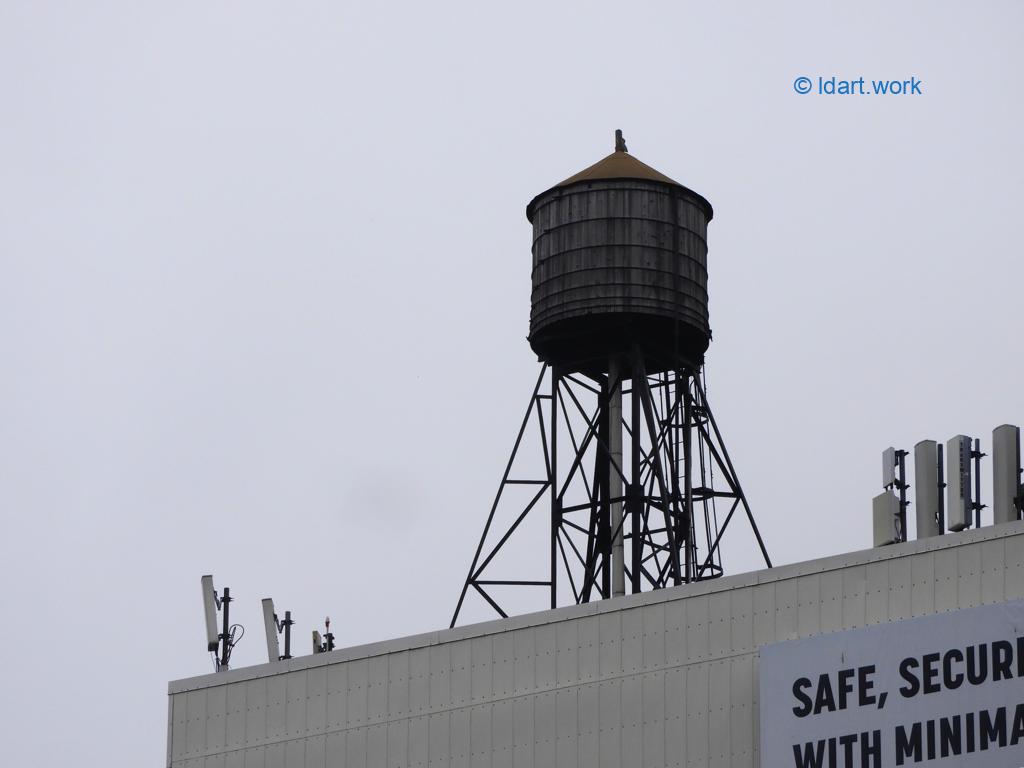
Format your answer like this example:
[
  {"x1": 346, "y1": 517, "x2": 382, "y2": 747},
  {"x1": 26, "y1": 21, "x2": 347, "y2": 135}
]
[{"x1": 614, "y1": 129, "x2": 627, "y2": 153}]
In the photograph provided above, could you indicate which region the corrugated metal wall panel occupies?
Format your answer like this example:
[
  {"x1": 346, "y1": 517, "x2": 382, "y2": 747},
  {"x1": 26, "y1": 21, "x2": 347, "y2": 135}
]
[
  {"x1": 206, "y1": 685, "x2": 227, "y2": 754},
  {"x1": 621, "y1": 608, "x2": 643, "y2": 675},
  {"x1": 513, "y1": 628, "x2": 535, "y2": 696},
  {"x1": 171, "y1": 685, "x2": 189, "y2": 759},
  {"x1": 428, "y1": 711, "x2": 450, "y2": 768},
  {"x1": 910, "y1": 550, "x2": 935, "y2": 617},
  {"x1": 622, "y1": 681, "x2": 643, "y2": 766},
  {"x1": 534, "y1": 691, "x2": 555, "y2": 768},
  {"x1": 326, "y1": 731, "x2": 345, "y2": 768},
  {"x1": 267, "y1": 675, "x2": 287, "y2": 743},
  {"x1": 642, "y1": 671, "x2": 665, "y2": 768},
  {"x1": 367, "y1": 659, "x2": 388, "y2": 726},
  {"x1": 840, "y1": 564, "x2": 866, "y2": 629},
  {"x1": 818, "y1": 570, "x2": 842, "y2": 634},
  {"x1": 535, "y1": 626, "x2": 556, "y2": 693},
  {"x1": 305, "y1": 735, "x2": 326, "y2": 768},
  {"x1": 957, "y1": 542, "x2": 982, "y2": 607},
  {"x1": 347, "y1": 660, "x2": 368, "y2": 730},
  {"x1": 707, "y1": 659, "x2": 730, "y2": 767},
  {"x1": 492, "y1": 698, "x2": 514, "y2": 768},
  {"x1": 707, "y1": 593, "x2": 730, "y2": 659},
  {"x1": 750, "y1": 582, "x2": 774, "y2": 648},
  {"x1": 326, "y1": 665, "x2": 347, "y2": 732},
  {"x1": 598, "y1": 679, "x2": 620, "y2": 768},
  {"x1": 493, "y1": 634, "x2": 514, "y2": 700},
  {"x1": 729, "y1": 586, "x2": 753, "y2": 654},
  {"x1": 934, "y1": 546, "x2": 959, "y2": 610},
  {"x1": 266, "y1": 741, "x2": 284, "y2": 768},
  {"x1": 981, "y1": 538, "x2": 1006, "y2": 604},
  {"x1": 366, "y1": 723, "x2": 386, "y2": 768},
  {"x1": 597, "y1": 612, "x2": 620, "y2": 677},
  {"x1": 389, "y1": 651, "x2": 410, "y2": 720},
  {"x1": 685, "y1": 663, "x2": 709, "y2": 766},
  {"x1": 346, "y1": 727, "x2": 366, "y2": 768},
  {"x1": 577, "y1": 617, "x2": 599, "y2": 684},
  {"x1": 555, "y1": 688, "x2": 578, "y2": 768},
  {"x1": 684, "y1": 595, "x2": 709, "y2": 663},
  {"x1": 450, "y1": 708, "x2": 470, "y2": 768},
  {"x1": 512, "y1": 697, "x2": 533, "y2": 768},
  {"x1": 750, "y1": 653, "x2": 762, "y2": 768},
  {"x1": 774, "y1": 579, "x2": 798, "y2": 641},
  {"x1": 798, "y1": 574, "x2": 822, "y2": 637},
  {"x1": 578, "y1": 683, "x2": 599, "y2": 768},
  {"x1": 621, "y1": 675, "x2": 642, "y2": 764},
  {"x1": 1007, "y1": 535, "x2": 1024, "y2": 598},
  {"x1": 864, "y1": 558, "x2": 888, "y2": 624},
  {"x1": 410, "y1": 648, "x2": 431, "y2": 717},
  {"x1": 664, "y1": 667, "x2": 685, "y2": 768},
  {"x1": 168, "y1": 525, "x2": 1024, "y2": 768},
  {"x1": 556, "y1": 621, "x2": 578, "y2": 687},
  {"x1": 186, "y1": 688, "x2": 208, "y2": 759},
  {"x1": 286, "y1": 671, "x2": 308, "y2": 740},
  {"x1": 226, "y1": 682, "x2": 247, "y2": 751},
  {"x1": 470, "y1": 703, "x2": 491, "y2": 768},
  {"x1": 887, "y1": 556, "x2": 911, "y2": 621},
  {"x1": 730, "y1": 655, "x2": 754, "y2": 768},
  {"x1": 470, "y1": 637, "x2": 492, "y2": 704},
  {"x1": 388, "y1": 719, "x2": 409, "y2": 768},
  {"x1": 285, "y1": 738, "x2": 304, "y2": 768},
  {"x1": 664, "y1": 600, "x2": 685, "y2": 666}
]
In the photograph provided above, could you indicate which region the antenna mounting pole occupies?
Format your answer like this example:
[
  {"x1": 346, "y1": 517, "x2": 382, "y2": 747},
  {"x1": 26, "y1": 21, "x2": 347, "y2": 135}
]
[
  {"x1": 971, "y1": 438, "x2": 987, "y2": 527},
  {"x1": 280, "y1": 611, "x2": 293, "y2": 660},
  {"x1": 218, "y1": 587, "x2": 232, "y2": 670}
]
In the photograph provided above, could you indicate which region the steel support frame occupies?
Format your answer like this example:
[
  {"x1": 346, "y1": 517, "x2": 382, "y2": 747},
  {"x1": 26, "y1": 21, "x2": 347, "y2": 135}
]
[{"x1": 451, "y1": 357, "x2": 771, "y2": 627}]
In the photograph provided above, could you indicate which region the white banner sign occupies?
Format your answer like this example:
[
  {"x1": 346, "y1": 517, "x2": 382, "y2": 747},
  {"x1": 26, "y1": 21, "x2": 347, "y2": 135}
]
[{"x1": 760, "y1": 600, "x2": 1024, "y2": 767}]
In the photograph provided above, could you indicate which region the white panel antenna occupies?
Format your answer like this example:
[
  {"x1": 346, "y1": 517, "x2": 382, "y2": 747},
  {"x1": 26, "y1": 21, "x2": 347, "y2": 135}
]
[
  {"x1": 872, "y1": 491, "x2": 900, "y2": 547},
  {"x1": 201, "y1": 575, "x2": 219, "y2": 652},
  {"x1": 992, "y1": 424, "x2": 1022, "y2": 525},
  {"x1": 260, "y1": 598, "x2": 293, "y2": 662},
  {"x1": 946, "y1": 435, "x2": 972, "y2": 531},
  {"x1": 882, "y1": 447, "x2": 897, "y2": 488},
  {"x1": 199, "y1": 574, "x2": 238, "y2": 671},
  {"x1": 913, "y1": 440, "x2": 944, "y2": 539},
  {"x1": 262, "y1": 599, "x2": 281, "y2": 662}
]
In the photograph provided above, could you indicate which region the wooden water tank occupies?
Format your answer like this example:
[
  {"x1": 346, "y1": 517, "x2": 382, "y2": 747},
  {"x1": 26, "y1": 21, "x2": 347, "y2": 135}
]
[{"x1": 526, "y1": 136, "x2": 714, "y2": 372}]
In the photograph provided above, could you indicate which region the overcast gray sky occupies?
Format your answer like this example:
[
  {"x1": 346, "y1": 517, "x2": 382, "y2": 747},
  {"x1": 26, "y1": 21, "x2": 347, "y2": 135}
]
[{"x1": 2, "y1": 1, "x2": 1022, "y2": 765}]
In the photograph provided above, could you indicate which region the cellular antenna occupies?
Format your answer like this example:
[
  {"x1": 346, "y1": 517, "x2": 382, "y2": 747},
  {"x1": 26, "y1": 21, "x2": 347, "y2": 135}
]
[
  {"x1": 946, "y1": 436, "x2": 987, "y2": 530},
  {"x1": 313, "y1": 616, "x2": 335, "y2": 654},
  {"x1": 199, "y1": 575, "x2": 243, "y2": 672},
  {"x1": 201, "y1": 575, "x2": 218, "y2": 653},
  {"x1": 913, "y1": 440, "x2": 944, "y2": 538},
  {"x1": 992, "y1": 424, "x2": 1022, "y2": 524},
  {"x1": 872, "y1": 490, "x2": 901, "y2": 547},
  {"x1": 261, "y1": 598, "x2": 293, "y2": 662}
]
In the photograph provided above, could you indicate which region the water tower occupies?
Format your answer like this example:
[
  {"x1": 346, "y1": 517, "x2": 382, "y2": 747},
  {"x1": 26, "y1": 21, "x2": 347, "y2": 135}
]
[{"x1": 452, "y1": 132, "x2": 771, "y2": 625}]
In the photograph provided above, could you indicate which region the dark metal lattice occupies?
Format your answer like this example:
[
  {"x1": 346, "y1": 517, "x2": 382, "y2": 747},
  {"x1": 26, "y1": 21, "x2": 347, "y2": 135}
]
[{"x1": 451, "y1": 351, "x2": 771, "y2": 627}]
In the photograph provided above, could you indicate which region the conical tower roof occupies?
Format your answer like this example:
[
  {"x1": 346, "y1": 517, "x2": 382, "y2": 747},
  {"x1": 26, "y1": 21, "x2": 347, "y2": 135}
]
[
  {"x1": 556, "y1": 148, "x2": 679, "y2": 187},
  {"x1": 527, "y1": 131, "x2": 711, "y2": 221}
]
